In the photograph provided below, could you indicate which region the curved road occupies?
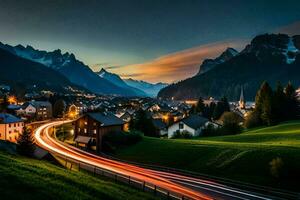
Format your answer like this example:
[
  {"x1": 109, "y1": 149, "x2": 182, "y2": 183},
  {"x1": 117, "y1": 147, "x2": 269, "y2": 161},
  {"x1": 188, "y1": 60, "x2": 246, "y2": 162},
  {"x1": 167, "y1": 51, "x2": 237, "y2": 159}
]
[{"x1": 34, "y1": 120, "x2": 285, "y2": 200}]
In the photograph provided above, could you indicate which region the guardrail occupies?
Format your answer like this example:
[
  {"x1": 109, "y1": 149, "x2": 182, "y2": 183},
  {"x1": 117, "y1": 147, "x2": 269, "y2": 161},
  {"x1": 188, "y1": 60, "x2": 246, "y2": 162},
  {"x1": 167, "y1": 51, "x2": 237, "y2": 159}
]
[
  {"x1": 101, "y1": 153, "x2": 300, "y2": 200},
  {"x1": 49, "y1": 150, "x2": 190, "y2": 200},
  {"x1": 43, "y1": 125, "x2": 193, "y2": 200}
]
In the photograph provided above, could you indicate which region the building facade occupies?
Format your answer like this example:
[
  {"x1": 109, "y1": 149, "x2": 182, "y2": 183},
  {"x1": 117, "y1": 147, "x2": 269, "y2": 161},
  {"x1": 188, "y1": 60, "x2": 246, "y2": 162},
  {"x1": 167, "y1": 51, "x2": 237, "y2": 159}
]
[
  {"x1": 74, "y1": 112, "x2": 125, "y2": 153},
  {"x1": 0, "y1": 113, "x2": 24, "y2": 143},
  {"x1": 167, "y1": 114, "x2": 209, "y2": 138}
]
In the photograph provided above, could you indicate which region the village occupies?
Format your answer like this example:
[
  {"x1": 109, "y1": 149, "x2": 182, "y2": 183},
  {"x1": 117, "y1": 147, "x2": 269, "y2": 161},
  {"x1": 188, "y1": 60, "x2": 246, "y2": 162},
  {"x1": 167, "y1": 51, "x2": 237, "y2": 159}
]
[{"x1": 0, "y1": 83, "x2": 265, "y2": 153}]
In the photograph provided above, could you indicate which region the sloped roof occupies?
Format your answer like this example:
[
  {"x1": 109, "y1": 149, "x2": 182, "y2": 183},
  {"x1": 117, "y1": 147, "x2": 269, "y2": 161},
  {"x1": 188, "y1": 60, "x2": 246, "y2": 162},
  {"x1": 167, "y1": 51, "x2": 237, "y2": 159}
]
[
  {"x1": 152, "y1": 118, "x2": 167, "y2": 130},
  {"x1": 75, "y1": 136, "x2": 91, "y2": 144},
  {"x1": 87, "y1": 112, "x2": 125, "y2": 126},
  {"x1": 0, "y1": 113, "x2": 23, "y2": 124},
  {"x1": 182, "y1": 114, "x2": 209, "y2": 130}
]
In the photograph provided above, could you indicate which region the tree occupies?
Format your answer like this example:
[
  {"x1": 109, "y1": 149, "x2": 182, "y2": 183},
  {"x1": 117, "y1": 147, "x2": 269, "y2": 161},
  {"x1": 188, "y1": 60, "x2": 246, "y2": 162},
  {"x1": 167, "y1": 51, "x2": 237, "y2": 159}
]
[
  {"x1": 273, "y1": 82, "x2": 286, "y2": 122},
  {"x1": 255, "y1": 81, "x2": 275, "y2": 125},
  {"x1": 212, "y1": 96, "x2": 230, "y2": 120},
  {"x1": 219, "y1": 112, "x2": 242, "y2": 135},
  {"x1": 17, "y1": 127, "x2": 36, "y2": 157},
  {"x1": 131, "y1": 109, "x2": 158, "y2": 137},
  {"x1": 196, "y1": 97, "x2": 205, "y2": 113},
  {"x1": 53, "y1": 99, "x2": 66, "y2": 118},
  {"x1": 245, "y1": 110, "x2": 262, "y2": 128},
  {"x1": 0, "y1": 95, "x2": 9, "y2": 112},
  {"x1": 285, "y1": 82, "x2": 299, "y2": 120}
]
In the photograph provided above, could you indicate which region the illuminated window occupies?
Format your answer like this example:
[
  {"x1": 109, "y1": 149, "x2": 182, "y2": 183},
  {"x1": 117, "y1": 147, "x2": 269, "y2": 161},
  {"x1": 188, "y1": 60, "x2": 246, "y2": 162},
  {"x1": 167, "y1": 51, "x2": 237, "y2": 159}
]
[
  {"x1": 93, "y1": 129, "x2": 97, "y2": 134},
  {"x1": 84, "y1": 121, "x2": 87, "y2": 125},
  {"x1": 84, "y1": 129, "x2": 87, "y2": 133}
]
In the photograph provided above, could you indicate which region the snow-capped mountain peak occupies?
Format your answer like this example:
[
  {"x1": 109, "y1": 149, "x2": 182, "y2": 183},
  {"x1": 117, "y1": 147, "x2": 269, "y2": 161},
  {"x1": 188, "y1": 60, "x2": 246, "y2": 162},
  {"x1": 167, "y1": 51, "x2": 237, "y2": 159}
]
[{"x1": 197, "y1": 47, "x2": 239, "y2": 75}]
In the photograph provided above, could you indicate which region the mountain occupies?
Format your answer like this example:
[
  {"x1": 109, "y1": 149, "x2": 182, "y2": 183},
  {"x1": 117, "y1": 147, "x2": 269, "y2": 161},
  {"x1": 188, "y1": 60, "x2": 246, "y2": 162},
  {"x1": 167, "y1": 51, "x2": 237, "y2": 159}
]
[
  {"x1": 197, "y1": 47, "x2": 238, "y2": 75},
  {"x1": 158, "y1": 34, "x2": 300, "y2": 101},
  {"x1": 96, "y1": 68, "x2": 147, "y2": 96},
  {"x1": 124, "y1": 79, "x2": 168, "y2": 97},
  {"x1": 0, "y1": 48, "x2": 83, "y2": 94},
  {"x1": 0, "y1": 43, "x2": 138, "y2": 96}
]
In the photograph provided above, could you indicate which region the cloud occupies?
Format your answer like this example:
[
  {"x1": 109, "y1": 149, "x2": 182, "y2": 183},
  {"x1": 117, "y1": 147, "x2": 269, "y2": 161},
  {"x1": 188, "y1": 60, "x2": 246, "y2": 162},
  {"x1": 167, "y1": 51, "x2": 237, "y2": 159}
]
[
  {"x1": 275, "y1": 20, "x2": 300, "y2": 35},
  {"x1": 113, "y1": 39, "x2": 246, "y2": 83},
  {"x1": 120, "y1": 73, "x2": 146, "y2": 78},
  {"x1": 105, "y1": 65, "x2": 122, "y2": 70}
]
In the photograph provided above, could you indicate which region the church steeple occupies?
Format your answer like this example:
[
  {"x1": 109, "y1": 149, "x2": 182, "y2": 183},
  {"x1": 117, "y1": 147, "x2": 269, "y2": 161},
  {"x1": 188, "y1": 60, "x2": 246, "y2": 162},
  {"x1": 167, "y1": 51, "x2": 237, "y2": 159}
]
[{"x1": 239, "y1": 86, "x2": 246, "y2": 109}]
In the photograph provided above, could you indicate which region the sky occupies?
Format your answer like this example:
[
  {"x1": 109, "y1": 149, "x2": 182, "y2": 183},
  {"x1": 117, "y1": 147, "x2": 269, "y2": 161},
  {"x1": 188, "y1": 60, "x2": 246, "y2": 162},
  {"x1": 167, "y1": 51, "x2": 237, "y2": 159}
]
[{"x1": 0, "y1": 0, "x2": 300, "y2": 83}]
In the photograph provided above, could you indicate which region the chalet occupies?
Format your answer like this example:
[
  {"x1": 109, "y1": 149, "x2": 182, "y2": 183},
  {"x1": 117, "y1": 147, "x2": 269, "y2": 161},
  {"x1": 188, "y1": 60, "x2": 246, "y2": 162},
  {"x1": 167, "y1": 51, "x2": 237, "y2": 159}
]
[
  {"x1": 18, "y1": 101, "x2": 52, "y2": 120},
  {"x1": 167, "y1": 114, "x2": 209, "y2": 138},
  {"x1": 74, "y1": 112, "x2": 125, "y2": 152},
  {"x1": 0, "y1": 113, "x2": 24, "y2": 143}
]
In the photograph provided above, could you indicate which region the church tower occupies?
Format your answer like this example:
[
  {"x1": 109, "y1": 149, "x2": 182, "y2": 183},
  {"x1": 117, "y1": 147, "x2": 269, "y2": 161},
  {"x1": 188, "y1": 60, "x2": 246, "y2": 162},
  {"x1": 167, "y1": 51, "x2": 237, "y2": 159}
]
[{"x1": 239, "y1": 86, "x2": 246, "y2": 109}]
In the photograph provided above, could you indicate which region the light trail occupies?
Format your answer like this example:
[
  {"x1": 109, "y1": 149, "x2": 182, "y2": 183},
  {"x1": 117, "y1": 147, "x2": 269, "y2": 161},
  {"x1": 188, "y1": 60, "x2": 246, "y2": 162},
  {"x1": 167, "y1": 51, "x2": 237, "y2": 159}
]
[
  {"x1": 35, "y1": 121, "x2": 212, "y2": 200},
  {"x1": 34, "y1": 120, "x2": 282, "y2": 200}
]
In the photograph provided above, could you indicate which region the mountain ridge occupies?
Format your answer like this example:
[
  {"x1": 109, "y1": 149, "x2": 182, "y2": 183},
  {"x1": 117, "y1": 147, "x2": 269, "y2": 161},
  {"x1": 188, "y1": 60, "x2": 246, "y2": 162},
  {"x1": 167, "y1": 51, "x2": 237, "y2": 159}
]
[
  {"x1": 158, "y1": 33, "x2": 300, "y2": 101},
  {"x1": 0, "y1": 43, "x2": 140, "y2": 96},
  {"x1": 96, "y1": 68, "x2": 148, "y2": 96}
]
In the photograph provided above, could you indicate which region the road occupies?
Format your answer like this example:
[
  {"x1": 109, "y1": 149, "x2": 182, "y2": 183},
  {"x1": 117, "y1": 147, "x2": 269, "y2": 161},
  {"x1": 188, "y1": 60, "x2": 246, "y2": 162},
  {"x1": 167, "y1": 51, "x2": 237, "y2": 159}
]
[{"x1": 34, "y1": 120, "x2": 289, "y2": 200}]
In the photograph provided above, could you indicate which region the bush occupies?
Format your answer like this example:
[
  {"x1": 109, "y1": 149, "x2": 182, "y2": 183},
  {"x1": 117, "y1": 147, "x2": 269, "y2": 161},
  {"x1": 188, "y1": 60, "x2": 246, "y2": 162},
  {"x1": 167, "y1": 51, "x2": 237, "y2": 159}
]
[
  {"x1": 219, "y1": 112, "x2": 243, "y2": 135},
  {"x1": 102, "y1": 130, "x2": 143, "y2": 153},
  {"x1": 270, "y1": 157, "x2": 284, "y2": 179},
  {"x1": 202, "y1": 124, "x2": 222, "y2": 137},
  {"x1": 171, "y1": 130, "x2": 193, "y2": 139},
  {"x1": 245, "y1": 111, "x2": 262, "y2": 128}
]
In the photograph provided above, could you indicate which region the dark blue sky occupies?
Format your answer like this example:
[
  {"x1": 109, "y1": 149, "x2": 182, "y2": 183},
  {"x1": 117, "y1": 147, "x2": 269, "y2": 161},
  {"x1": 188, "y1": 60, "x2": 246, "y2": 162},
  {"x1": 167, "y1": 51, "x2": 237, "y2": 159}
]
[{"x1": 0, "y1": 0, "x2": 300, "y2": 82}]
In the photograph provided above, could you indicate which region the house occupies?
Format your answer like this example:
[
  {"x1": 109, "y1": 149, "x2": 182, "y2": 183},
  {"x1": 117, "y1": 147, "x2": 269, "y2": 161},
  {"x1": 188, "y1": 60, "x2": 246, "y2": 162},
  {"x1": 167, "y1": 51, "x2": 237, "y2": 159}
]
[
  {"x1": 74, "y1": 112, "x2": 125, "y2": 153},
  {"x1": 73, "y1": 102, "x2": 87, "y2": 114},
  {"x1": 152, "y1": 118, "x2": 167, "y2": 136},
  {"x1": 0, "y1": 113, "x2": 24, "y2": 143},
  {"x1": 18, "y1": 102, "x2": 37, "y2": 116},
  {"x1": 167, "y1": 114, "x2": 209, "y2": 138},
  {"x1": 120, "y1": 111, "x2": 132, "y2": 122},
  {"x1": 19, "y1": 101, "x2": 52, "y2": 120},
  {"x1": 33, "y1": 101, "x2": 52, "y2": 120}
]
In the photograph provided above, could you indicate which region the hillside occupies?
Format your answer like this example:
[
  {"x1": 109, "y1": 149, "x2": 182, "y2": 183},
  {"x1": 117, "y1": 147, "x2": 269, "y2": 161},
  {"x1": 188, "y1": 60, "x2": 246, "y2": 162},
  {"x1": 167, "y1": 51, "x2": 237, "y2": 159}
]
[
  {"x1": 114, "y1": 121, "x2": 300, "y2": 192},
  {"x1": 0, "y1": 48, "x2": 84, "y2": 94},
  {"x1": 0, "y1": 150, "x2": 157, "y2": 200},
  {"x1": 158, "y1": 34, "x2": 300, "y2": 100}
]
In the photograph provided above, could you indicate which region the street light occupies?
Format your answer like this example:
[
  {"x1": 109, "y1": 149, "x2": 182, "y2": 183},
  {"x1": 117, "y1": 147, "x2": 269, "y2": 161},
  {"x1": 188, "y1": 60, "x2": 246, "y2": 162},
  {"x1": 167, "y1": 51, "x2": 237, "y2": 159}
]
[{"x1": 8, "y1": 96, "x2": 16, "y2": 104}]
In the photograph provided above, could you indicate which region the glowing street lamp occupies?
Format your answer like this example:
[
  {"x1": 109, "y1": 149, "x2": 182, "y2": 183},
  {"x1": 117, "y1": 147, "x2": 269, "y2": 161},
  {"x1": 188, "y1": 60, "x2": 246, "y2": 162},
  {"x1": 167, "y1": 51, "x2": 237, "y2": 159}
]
[{"x1": 8, "y1": 96, "x2": 17, "y2": 104}]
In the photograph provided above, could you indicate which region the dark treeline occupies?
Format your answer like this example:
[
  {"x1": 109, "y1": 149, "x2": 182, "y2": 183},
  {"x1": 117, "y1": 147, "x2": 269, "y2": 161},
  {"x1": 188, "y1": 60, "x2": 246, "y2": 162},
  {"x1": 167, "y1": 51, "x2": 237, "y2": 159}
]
[
  {"x1": 191, "y1": 96, "x2": 230, "y2": 120},
  {"x1": 245, "y1": 81, "x2": 300, "y2": 128}
]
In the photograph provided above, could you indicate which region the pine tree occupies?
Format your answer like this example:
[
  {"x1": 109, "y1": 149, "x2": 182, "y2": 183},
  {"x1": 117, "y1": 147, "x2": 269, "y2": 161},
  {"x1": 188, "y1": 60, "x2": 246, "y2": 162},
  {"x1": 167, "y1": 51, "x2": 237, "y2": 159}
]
[
  {"x1": 273, "y1": 82, "x2": 286, "y2": 122},
  {"x1": 285, "y1": 82, "x2": 299, "y2": 120},
  {"x1": 196, "y1": 97, "x2": 205, "y2": 113},
  {"x1": 212, "y1": 96, "x2": 230, "y2": 120},
  {"x1": 53, "y1": 99, "x2": 66, "y2": 118},
  {"x1": 132, "y1": 109, "x2": 158, "y2": 137},
  {"x1": 17, "y1": 127, "x2": 36, "y2": 157},
  {"x1": 0, "y1": 95, "x2": 9, "y2": 113},
  {"x1": 254, "y1": 81, "x2": 275, "y2": 125}
]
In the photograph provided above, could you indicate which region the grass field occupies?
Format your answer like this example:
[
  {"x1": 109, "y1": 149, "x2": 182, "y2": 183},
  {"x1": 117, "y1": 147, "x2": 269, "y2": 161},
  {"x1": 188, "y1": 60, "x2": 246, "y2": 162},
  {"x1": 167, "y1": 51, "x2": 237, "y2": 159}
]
[
  {"x1": 0, "y1": 150, "x2": 157, "y2": 200},
  {"x1": 114, "y1": 121, "x2": 300, "y2": 192}
]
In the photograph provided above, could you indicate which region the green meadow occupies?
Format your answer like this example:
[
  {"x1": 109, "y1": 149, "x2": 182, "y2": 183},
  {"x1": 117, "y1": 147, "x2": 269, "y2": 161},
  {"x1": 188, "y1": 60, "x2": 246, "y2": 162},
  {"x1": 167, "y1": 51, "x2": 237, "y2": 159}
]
[
  {"x1": 0, "y1": 150, "x2": 157, "y2": 200},
  {"x1": 114, "y1": 121, "x2": 300, "y2": 192}
]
